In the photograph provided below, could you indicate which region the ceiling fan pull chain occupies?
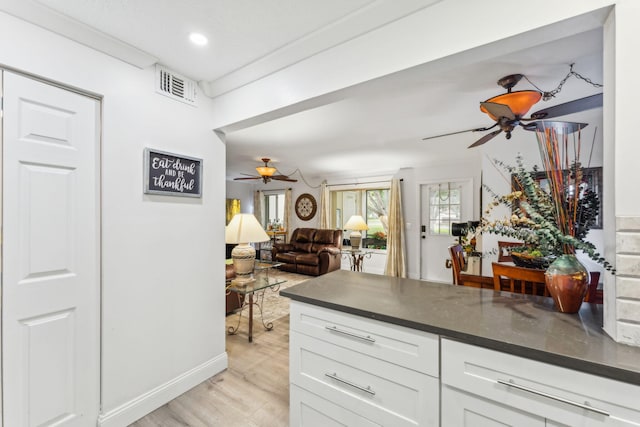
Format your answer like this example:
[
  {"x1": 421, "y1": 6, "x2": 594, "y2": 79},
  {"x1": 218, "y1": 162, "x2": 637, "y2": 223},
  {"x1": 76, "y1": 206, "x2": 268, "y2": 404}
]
[{"x1": 523, "y1": 63, "x2": 603, "y2": 101}]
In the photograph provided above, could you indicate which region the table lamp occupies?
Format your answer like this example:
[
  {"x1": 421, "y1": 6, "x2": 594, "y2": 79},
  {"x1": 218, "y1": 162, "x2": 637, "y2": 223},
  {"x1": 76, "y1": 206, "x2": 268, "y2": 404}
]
[
  {"x1": 344, "y1": 215, "x2": 369, "y2": 249},
  {"x1": 225, "y1": 213, "x2": 270, "y2": 285}
]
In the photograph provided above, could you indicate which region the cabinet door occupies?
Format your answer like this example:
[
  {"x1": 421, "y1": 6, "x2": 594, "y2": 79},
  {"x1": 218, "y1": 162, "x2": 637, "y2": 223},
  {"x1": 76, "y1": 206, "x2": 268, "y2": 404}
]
[
  {"x1": 442, "y1": 386, "x2": 545, "y2": 427},
  {"x1": 291, "y1": 385, "x2": 382, "y2": 427}
]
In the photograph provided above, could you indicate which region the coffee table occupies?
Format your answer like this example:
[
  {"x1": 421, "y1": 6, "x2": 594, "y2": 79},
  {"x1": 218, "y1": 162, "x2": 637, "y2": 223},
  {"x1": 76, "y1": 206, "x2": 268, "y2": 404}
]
[{"x1": 227, "y1": 261, "x2": 286, "y2": 342}]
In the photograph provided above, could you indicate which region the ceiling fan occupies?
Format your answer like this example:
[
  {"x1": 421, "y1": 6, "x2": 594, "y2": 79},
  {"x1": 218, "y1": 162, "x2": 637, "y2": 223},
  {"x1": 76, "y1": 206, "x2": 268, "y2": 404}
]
[
  {"x1": 422, "y1": 73, "x2": 603, "y2": 148},
  {"x1": 233, "y1": 158, "x2": 298, "y2": 184}
]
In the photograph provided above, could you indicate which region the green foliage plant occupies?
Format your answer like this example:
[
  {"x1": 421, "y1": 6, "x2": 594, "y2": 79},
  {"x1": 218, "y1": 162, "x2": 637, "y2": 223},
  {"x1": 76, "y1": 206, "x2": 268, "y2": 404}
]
[{"x1": 481, "y1": 154, "x2": 614, "y2": 274}]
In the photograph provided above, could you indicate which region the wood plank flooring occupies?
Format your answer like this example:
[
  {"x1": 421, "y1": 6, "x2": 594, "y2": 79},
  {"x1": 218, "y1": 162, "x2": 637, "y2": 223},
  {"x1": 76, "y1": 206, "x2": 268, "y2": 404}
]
[{"x1": 130, "y1": 312, "x2": 291, "y2": 426}]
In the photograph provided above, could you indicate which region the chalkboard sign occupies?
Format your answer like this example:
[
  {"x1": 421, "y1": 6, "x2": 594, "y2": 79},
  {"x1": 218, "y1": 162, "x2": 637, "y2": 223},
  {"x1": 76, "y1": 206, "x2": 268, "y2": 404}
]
[{"x1": 144, "y1": 148, "x2": 202, "y2": 197}]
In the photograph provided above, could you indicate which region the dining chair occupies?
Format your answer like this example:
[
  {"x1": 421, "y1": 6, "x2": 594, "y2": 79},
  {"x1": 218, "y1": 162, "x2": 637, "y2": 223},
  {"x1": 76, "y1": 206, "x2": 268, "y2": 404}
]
[
  {"x1": 584, "y1": 271, "x2": 603, "y2": 304},
  {"x1": 497, "y1": 241, "x2": 523, "y2": 263},
  {"x1": 491, "y1": 262, "x2": 548, "y2": 296},
  {"x1": 448, "y1": 244, "x2": 466, "y2": 285}
]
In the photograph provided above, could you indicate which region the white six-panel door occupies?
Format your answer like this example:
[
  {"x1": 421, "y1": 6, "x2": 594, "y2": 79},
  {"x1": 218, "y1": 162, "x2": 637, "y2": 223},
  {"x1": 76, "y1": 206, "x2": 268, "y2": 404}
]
[{"x1": 2, "y1": 71, "x2": 100, "y2": 426}]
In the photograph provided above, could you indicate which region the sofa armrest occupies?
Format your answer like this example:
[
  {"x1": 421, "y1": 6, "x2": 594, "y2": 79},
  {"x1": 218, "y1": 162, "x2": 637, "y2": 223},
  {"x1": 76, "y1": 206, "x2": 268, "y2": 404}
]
[
  {"x1": 273, "y1": 243, "x2": 294, "y2": 255},
  {"x1": 316, "y1": 246, "x2": 340, "y2": 256}
]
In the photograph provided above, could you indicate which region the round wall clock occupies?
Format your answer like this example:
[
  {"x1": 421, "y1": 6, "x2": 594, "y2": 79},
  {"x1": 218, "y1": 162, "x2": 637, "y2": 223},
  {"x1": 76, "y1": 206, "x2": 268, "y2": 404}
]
[{"x1": 295, "y1": 193, "x2": 317, "y2": 221}]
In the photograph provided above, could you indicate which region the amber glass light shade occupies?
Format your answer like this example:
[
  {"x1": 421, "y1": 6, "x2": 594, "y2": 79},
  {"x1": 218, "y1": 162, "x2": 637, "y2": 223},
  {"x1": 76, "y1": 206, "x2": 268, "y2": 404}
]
[
  {"x1": 480, "y1": 90, "x2": 542, "y2": 120},
  {"x1": 256, "y1": 166, "x2": 276, "y2": 176}
]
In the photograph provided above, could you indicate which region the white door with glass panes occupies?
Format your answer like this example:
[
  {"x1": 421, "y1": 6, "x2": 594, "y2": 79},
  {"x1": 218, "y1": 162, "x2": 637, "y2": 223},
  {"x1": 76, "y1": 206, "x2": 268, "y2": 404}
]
[{"x1": 420, "y1": 180, "x2": 473, "y2": 282}]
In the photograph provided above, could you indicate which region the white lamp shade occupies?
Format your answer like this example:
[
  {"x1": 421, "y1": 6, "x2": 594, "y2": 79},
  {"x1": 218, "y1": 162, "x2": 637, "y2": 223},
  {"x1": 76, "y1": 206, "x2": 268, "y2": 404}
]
[
  {"x1": 344, "y1": 215, "x2": 369, "y2": 231},
  {"x1": 225, "y1": 213, "x2": 270, "y2": 244}
]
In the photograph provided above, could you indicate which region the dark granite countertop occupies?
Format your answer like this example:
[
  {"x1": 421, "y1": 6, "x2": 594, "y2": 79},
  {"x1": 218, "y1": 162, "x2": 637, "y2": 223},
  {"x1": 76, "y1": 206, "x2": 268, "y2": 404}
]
[{"x1": 281, "y1": 270, "x2": 640, "y2": 386}]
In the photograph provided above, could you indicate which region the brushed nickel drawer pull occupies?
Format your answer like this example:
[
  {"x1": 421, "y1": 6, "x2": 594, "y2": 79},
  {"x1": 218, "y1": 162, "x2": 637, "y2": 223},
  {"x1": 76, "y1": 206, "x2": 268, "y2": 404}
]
[
  {"x1": 497, "y1": 379, "x2": 610, "y2": 416},
  {"x1": 325, "y1": 372, "x2": 376, "y2": 395},
  {"x1": 325, "y1": 325, "x2": 375, "y2": 342}
]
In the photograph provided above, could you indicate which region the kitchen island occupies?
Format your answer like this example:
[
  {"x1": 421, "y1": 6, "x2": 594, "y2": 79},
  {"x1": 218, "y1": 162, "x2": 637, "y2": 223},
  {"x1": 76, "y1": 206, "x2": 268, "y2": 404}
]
[{"x1": 281, "y1": 270, "x2": 640, "y2": 426}]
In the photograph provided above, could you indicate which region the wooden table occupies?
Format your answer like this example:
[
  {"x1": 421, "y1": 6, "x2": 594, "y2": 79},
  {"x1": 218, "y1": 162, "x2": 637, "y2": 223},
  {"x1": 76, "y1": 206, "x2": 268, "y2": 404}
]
[{"x1": 266, "y1": 230, "x2": 287, "y2": 244}]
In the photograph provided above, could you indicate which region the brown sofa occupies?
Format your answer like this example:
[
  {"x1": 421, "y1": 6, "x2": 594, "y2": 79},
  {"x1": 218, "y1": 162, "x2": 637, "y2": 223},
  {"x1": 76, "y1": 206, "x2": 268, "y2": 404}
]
[
  {"x1": 225, "y1": 264, "x2": 244, "y2": 314},
  {"x1": 272, "y1": 228, "x2": 342, "y2": 276}
]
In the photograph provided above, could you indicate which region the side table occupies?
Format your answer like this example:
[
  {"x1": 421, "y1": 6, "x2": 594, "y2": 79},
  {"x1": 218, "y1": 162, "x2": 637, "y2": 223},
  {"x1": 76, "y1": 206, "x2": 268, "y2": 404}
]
[{"x1": 341, "y1": 248, "x2": 373, "y2": 272}]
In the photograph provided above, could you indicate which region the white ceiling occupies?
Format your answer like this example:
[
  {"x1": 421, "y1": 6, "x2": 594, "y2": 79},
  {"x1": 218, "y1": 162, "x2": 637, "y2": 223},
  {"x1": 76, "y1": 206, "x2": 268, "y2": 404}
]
[
  {"x1": 2, "y1": 1, "x2": 604, "y2": 184},
  {"x1": 224, "y1": 29, "x2": 604, "y2": 182}
]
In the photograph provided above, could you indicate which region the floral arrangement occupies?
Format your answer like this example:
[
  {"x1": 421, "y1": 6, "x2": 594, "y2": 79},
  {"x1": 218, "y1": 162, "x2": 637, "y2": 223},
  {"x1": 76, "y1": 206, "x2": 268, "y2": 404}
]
[
  {"x1": 481, "y1": 123, "x2": 615, "y2": 273},
  {"x1": 371, "y1": 231, "x2": 387, "y2": 241}
]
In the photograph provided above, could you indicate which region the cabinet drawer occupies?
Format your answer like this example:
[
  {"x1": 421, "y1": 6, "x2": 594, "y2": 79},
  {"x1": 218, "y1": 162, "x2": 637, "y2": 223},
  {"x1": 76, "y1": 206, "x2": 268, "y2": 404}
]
[
  {"x1": 442, "y1": 385, "x2": 545, "y2": 426},
  {"x1": 291, "y1": 331, "x2": 439, "y2": 426},
  {"x1": 291, "y1": 384, "x2": 382, "y2": 427},
  {"x1": 442, "y1": 339, "x2": 640, "y2": 426},
  {"x1": 290, "y1": 301, "x2": 439, "y2": 377}
]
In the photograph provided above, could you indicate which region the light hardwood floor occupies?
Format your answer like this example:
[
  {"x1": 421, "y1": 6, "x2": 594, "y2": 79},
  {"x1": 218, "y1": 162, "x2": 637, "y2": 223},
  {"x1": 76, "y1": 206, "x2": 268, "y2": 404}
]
[{"x1": 130, "y1": 310, "x2": 291, "y2": 426}]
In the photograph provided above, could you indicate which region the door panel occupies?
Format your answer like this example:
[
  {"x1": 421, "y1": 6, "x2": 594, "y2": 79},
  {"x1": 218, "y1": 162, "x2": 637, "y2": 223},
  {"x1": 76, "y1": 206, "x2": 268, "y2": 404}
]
[
  {"x1": 420, "y1": 179, "x2": 473, "y2": 282},
  {"x1": 2, "y1": 71, "x2": 99, "y2": 427},
  {"x1": 20, "y1": 163, "x2": 75, "y2": 278}
]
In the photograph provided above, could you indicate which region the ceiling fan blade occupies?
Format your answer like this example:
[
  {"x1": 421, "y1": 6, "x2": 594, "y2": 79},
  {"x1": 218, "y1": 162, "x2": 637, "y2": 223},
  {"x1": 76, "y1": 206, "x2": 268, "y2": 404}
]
[
  {"x1": 271, "y1": 175, "x2": 298, "y2": 182},
  {"x1": 421, "y1": 123, "x2": 498, "y2": 141},
  {"x1": 468, "y1": 129, "x2": 502, "y2": 148},
  {"x1": 480, "y1": 102, "x2": 516, "y2": 120},
  {"x1": 233, "y1": 176, "x2": 261, "y2": 181},
  {"x1": 528, "y1": 93, "x2": 602, "y2": 120}
]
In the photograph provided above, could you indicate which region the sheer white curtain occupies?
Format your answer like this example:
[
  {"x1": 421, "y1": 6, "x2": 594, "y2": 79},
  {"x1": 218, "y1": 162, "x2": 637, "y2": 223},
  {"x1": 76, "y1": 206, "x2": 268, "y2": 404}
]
[
  {"x1": 284, "y1": 188, "x2": 292, "y2": 241},
  {"x1": 254, "y1": 190, "x2": 264, "y2": 224},
  {"x1": 319, "y1": 181, "x2": 330, "y2": 229},
  {"x1": 385, "y1": 178, "x2": 406, "y2": 277}
]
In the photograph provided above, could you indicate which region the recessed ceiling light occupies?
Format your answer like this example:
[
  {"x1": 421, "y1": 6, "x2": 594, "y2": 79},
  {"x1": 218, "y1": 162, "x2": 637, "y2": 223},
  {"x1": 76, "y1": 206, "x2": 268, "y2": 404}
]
[{"x1": 189, "y1": 33, "x2": 208, "y2": 46}]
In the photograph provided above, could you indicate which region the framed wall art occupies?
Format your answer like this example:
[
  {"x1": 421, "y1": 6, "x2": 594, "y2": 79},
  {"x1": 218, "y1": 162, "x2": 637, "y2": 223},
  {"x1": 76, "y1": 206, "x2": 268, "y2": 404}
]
[{"x1": 144, "y1": 148, "x2": 202, "y2": 198}]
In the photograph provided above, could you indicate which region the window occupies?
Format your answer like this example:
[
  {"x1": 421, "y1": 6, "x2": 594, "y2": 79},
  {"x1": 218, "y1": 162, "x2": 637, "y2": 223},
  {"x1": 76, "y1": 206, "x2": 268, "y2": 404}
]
[
  {"x1": 366, "y1": 189, "x2": 389, "y2": 236},
  {"x1": 263, "y1": 192, "x2": 285, "y2": 229},
  {"x1": 428, "y1": 182, "x2": 461, "y2": 235},
  {"x1": 330, "y1": 187, "x2": 390, "y2": 239}
]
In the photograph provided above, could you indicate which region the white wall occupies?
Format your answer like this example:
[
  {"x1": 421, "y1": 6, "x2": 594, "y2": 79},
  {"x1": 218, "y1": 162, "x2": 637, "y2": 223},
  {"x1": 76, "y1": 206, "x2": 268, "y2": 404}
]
[
  {"x1": 209, "y1": 0, "x2": 614, "y2": 130},
  {"x1": 254, "y1": 179, "x2": 324, "y2": 231},
  {"x1": 0, "y1": 12, "x2": 227, "y2": 426},
  {"x1": 226, "y1": 180, "x2": 255, "y2": 215}
]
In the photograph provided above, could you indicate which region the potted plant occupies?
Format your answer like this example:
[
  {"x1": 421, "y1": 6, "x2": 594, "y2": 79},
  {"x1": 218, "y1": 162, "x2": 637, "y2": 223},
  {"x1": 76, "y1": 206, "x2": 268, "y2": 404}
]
[
  {"x1": 368, "y1": 231, "x2": 387, "y2": 249},
  {"x1": 481, "y1": 122, "x2": 614, "y2": 312}
]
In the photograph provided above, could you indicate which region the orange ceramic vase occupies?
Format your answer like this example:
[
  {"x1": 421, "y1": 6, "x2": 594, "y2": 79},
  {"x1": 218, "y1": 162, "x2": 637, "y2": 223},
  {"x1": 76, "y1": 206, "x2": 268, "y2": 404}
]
[{"x1": 544, "y1": 254, "x2": 589, "y2": 313}]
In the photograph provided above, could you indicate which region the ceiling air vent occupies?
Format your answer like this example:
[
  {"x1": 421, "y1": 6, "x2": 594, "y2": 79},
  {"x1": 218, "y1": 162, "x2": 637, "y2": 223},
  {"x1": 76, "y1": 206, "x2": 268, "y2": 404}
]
[{"x1": 155, "y1": 65, "x2": 197, "y2": 106}]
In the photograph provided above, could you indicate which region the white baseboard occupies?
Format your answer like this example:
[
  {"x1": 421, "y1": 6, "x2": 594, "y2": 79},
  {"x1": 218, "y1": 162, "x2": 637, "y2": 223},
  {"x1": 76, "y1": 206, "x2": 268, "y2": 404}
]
[{"x1": 98, "y1": 352, "x2": 228, "y2": 427}]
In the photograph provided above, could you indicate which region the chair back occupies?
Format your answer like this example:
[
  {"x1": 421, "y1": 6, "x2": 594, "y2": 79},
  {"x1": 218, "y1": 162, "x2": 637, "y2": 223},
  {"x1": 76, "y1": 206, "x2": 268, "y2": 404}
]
[
  {"x1": 448, "y1": 244, "x2": 466, "y2": 285},
  {"x1": 585, "y1": 271, "x2": 602, "y2": 304},
  {"x1": 491, "y1": 262, "x2": 548, "y2": 296},
  {"x1": 497, "y1": 241, "x2": 523, "y2": 263}
]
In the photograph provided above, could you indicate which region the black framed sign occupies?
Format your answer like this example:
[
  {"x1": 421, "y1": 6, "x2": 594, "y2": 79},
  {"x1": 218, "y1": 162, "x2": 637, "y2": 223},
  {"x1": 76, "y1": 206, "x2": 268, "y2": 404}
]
[{"x1": 144, "y1": 148, "x2": 202, "y2": 197}]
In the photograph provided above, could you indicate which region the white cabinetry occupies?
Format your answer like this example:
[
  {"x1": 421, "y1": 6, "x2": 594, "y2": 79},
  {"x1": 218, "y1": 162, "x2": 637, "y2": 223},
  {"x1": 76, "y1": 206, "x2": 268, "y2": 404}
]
[
  {"x1": 289, "y1": 301, "x2": 440, "y2": 426},
  {"x1": 441, "y1": 339, "x2": 640, "y2": 427}
]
